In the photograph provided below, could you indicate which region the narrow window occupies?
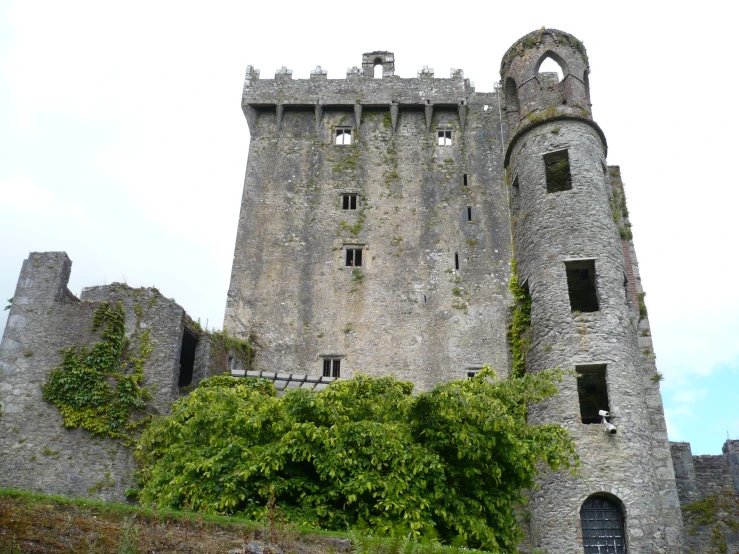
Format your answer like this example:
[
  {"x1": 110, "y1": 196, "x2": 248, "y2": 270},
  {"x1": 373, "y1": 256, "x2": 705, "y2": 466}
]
[
  {"x1": 346, "y1": 248, "x2": 363, "y2": 267},
  {"x1": 342, "y1": 193, "x2": 357, "y2": 210},
  {"x1": 335, "y1": 127, "x2": 353, "y2": 145},
  {"x1": 323, "y1": 358, "x2": 341, "y2": 378},
  {"x1": 463, "y1": 173, "x2": 468, "y2": 186},
  {"x1": 178, "y1": 327, "x2": 199, "y2": 388},
  {"x1": 437, "y1": 129, "x2": 452, "y2": 146},
  {"x1": 565, "y1": 260, "x2": 599, "y2": 312},
  {"x1": 374, "y1": 58, "x2": 383, "y2": 79},
  {"x1": 544, "y1": 150, "x2": 572, "y2": 193},
  {"x1": 467, "y1": 207, "x2": 472, "y2": 221},
  {"x1": 467, "y1": 371, "x2": 477, "y2": 379},
  {"x1": 576, "y1": 365, "x2": 609, "y2": 424},
  {"x1": 580, "y1": 496, "x2": 627, "y2": 554},
  {"x1": 454, "y1": 252, "x2": 459, "y2": 270}
]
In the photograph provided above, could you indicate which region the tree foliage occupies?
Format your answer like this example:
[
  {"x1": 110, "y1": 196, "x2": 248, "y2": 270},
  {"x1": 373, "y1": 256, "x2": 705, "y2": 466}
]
[{"x1": 136, "y1": 369, "x2": 577, "y2": 552}]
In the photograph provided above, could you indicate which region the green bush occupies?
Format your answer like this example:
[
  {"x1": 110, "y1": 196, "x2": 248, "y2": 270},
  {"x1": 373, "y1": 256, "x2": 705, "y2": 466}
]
[{"x1": 136, "y1": 371, "x2": 576, "y2": 552}]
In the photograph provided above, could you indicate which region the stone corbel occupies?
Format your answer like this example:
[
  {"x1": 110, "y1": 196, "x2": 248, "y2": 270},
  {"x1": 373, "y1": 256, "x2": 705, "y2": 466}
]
[
  {"x1": 276, "y1": 104, "x2": 284, "y2": 131},
  {"x1": 390, "y1": 102, "x2": 399, "y2": 134},
  {"x1": 424, "y1": 102, "x2": 434, "y2": 133},
  {"x1": 354, "y1": 104, "x2": 362, "y2": 132},
  {"x1": 458, "y1": 100, "x2": 466, "y2": 132},
  {"x1": 243, "y1": 104, "x2": 257, "y2": 134},
  {"x1": 315, "y1": 101, "x2": 323, "y2": 133}
]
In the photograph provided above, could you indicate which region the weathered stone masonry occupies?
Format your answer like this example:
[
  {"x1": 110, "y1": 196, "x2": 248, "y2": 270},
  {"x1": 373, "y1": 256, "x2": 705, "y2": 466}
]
[
  {"x1": 0, "y1": 252, "x2": 211, "y2": 500},
  {"x1": 226, "y1": 53, "x2": 512, "y2": 390},
  {"x1": 1, "y1": 27, "x2": 735, "y2": 554}
]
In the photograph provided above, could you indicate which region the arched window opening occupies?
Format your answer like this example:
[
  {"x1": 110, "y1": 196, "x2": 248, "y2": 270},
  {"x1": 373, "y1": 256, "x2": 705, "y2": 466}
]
[
  {"x1": 504, "y1": 77, "x2": 519, "y2": 114},
  {"x1": 536, "y1": 52, "x2": 566, "y2": 83},
  {"x1": 580, "y1": 496, "x2": 627, "y2": 554},
  {"x1": 374, "y1": 58, "x2": 383, "y2": 79}
]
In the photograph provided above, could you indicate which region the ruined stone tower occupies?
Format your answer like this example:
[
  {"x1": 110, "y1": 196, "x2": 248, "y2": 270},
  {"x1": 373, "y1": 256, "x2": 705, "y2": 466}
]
[
  {"x1": 224, "y1": 28, "x2": 689, "y2": 553},
  {"x1": 501, "y1": 30, "x2": 685, "y2": 552}
]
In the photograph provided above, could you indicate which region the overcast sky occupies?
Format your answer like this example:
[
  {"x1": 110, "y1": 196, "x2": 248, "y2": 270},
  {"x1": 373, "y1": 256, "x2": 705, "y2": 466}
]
[{"x1": 1, "y1": 0, "x2": 737, "y2": 454}]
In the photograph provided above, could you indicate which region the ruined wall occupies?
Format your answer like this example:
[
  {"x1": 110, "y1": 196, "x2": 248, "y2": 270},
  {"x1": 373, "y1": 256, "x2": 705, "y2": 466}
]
[
  {"x1": 0, "y1": 252, "x2": 200, "y2": 501},
  {"x1": 225, "y1": 57, "x2": 513, "y2": 390},
  {"x1": 671, "y1": 440, "x2": 739, "y2": 553},
  {"x1": 503, "y1": 29, "x2": 684, "y2": 553}
]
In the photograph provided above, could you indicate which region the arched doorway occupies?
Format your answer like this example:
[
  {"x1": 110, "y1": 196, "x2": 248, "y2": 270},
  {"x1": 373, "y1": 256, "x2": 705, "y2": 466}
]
[{"x1": 580, "y1": 495, "x2": 627, "y2": 553}]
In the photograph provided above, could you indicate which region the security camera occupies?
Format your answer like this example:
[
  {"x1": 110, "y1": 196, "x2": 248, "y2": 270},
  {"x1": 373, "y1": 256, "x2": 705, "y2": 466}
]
[{"x1": 599, "y1": 410, "x2": 617, "y2": 435}]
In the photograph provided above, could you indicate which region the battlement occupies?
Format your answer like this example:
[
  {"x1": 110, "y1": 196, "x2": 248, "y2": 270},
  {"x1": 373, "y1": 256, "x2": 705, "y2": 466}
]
[{"x1": 241, "y1": 51, "x2": 474, "y2": 116}]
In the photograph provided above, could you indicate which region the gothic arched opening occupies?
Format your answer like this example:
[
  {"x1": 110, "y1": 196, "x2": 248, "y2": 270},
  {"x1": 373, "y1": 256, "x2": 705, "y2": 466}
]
[
  {"x1": 580, "y1": 495, "x2": 627, "y2": 553},
  {"x1": 536, "y1": 51, "x2": 567, "y2": 82}
]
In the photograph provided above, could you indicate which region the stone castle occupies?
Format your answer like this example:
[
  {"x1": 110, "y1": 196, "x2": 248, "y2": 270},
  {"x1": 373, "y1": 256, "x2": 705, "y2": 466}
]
[{"x1": 1, "y1": 28, "x2": 737, "y2": 553}]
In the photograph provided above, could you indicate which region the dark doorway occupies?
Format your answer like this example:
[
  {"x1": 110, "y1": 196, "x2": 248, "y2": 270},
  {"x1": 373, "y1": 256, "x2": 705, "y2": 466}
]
[{"x1": 178, "y1": 327, "x2": 198, "y2": 387}]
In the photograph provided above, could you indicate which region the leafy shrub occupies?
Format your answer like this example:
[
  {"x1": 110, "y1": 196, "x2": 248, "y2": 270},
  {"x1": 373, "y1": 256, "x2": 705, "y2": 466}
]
[{"x1": 136, "y1": 370, "x2": 576, "y2": 552}]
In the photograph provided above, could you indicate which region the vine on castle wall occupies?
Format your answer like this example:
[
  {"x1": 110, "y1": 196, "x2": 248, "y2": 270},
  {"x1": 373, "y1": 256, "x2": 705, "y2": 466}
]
[
  {"x1": 507, "y1": 260, "x2": 532, "y2": 378},
  {"x1": 42, "y1": 302, "x2": 153, "y2": 444}
]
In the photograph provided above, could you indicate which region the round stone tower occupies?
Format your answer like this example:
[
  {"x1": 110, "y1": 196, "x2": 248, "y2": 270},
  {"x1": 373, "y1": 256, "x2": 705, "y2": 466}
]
[{"x1": 501, "y1": 29, "x2": 684, "y2": 553}]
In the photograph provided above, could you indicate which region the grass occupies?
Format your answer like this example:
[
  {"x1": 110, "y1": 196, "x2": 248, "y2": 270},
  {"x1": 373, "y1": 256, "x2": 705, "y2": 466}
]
[{"x1": 0, "y1": 489, "x2": 497, "y2": 554}]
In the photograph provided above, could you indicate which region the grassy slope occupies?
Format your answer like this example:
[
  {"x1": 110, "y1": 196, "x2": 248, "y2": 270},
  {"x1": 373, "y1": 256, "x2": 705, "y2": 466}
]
[{"x1": 0, "y1": 489, "x2": 495, "y2": 554}]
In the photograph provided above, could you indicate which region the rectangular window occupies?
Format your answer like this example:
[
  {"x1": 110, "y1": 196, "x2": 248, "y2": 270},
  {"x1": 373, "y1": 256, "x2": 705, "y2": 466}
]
[
  {"x1": 565, "y1": 260, "x2": 599, "y2": 312},
  {"x1": 576, "y1": 365, "x2": 609, "y2": 424},
  {"x1": 346, "y1": 248, "x2": 363, "y2": 267},
  {"x1": 467, "y1": 206, "x2": 472, "y2": 221},
  {"x1": 322, "y1": 358, "x2": 341, "y2": 378},
  {"x1": 437, "y1": 129, "x2": 452, "y2": 146},
  {"x1": 342, "y1": 193, "x2": 358, "y2": 210},
  {"x1": 335, "y1": 127, "x2": 353, "y2": 145},
  {"x1": 463, "y1": 173, "x2": 468, "y2": 186},
  {"x1": 544, "y1": 149, "x2": 572, "y2": 192}
]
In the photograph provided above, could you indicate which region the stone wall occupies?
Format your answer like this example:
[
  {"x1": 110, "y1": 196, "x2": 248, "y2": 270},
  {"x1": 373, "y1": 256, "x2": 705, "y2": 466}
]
[
  {"x1": 0, "y1": 252, "x2": 205, "y2": 501},
  {"x1": 225, "y1": 53, "x2": 513, "y2": 390},
  {"x1": 671, "y1": 440, "x2": 739, "y2": 553}
]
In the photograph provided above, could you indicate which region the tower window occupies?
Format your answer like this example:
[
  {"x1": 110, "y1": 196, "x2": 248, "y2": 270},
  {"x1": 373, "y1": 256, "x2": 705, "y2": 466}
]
[
  {"x1": 374, "y1": 58, "x2": 383, "y2": 79},
  {"x1": 565, "y1": 260, "x2": 599, "y2": 312},
  {"x1": 345, "y1": 248, "x2": 363, "y2": 267},
  {"x1": 335, "y1": 127, "x2": 353, "y2": 145},
  {"x1": 322, "y1": 358, "x2": 341, "y2": 378},
  {"x1": 463, "y1": 173, "x2": 468, "y2": 186},
  {"x1": 342, "y1": 193, "x2": 358, "y2": 210},
  {"x1": 454, "y1": 252, "x2": 459, "y2": 270},
  {"x1": 544, "y1": 150, "x2": 572, "y2": 192},
  {"x1": 437, "y1": 129, "x2": 452, "y2": 146},
  {"x1": 580, "y1": 496, "x2": 627, "y2": 553},
  {"x1": 576, "y1": 365, "x2": 609, "y2": 424},
  {"x1": 467, "y1": 207, "x2": 472, "y2": 221}
]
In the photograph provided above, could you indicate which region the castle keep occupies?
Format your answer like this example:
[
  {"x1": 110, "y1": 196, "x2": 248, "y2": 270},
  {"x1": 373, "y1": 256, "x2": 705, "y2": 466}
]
[{"x1": 1, "y1": 28, "x2": 738, "y2": 553}]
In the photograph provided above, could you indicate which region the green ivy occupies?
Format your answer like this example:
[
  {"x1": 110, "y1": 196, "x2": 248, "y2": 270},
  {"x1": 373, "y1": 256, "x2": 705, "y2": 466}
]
[
  {"x1": 42, "y1": 302, "x2": 153, "y2": 443},
  {"x1": 507, "y1": 261, "x2": 532, "y2": 378},
  {"x1": 207, "y1": 329, "x2": 255, "y2": 374},
  {"x1": 136, "y1": 370, "x2": 577, "y2": 552},
  {"x1": 683, "y1": 491, "x2": 739, "y2": 553}
]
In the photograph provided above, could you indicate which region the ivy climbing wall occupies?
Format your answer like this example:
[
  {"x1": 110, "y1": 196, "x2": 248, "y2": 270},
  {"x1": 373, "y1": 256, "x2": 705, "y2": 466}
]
[{"x1": 0, "y1": 252, "x2": 206, "y2": 501}]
